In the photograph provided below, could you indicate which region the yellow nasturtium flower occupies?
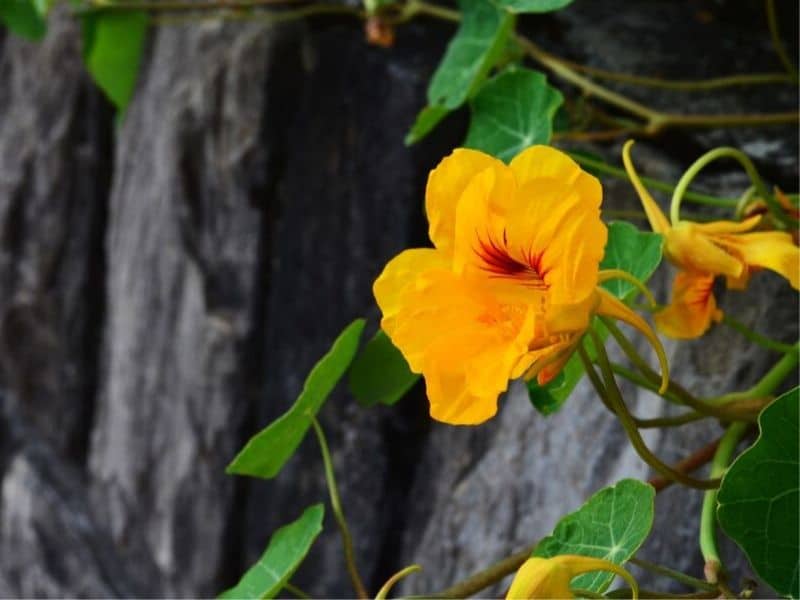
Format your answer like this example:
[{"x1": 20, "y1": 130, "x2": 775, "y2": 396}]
[
  {"x1": 374, "y1": 146, "x2": 667, "y2": 425},
  {"x1": 506, "y1": 555, "x2": 639, "y2": 600},
  {"x1": 623, "y1": 140, "x2": 800, "y2": 340}
]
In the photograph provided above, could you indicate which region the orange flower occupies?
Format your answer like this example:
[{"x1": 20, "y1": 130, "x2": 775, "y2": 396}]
[
  {"x1": 623, "y1": 141, "x2": 800, "y2": 340},
  {"x1": 374, "y1": 146, "x2": 667, "y2": 425}
]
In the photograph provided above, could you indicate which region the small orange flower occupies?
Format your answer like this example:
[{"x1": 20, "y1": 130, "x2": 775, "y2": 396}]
[
  {"x1": 506, "y1": 555, "x2": 639, "y2": 600},
  {"x1": 623, "y1": 140, "x2": 800, "y2": 340},
  {"x1": 374, "y1": 146, "x2": 667, "y2": 425}
]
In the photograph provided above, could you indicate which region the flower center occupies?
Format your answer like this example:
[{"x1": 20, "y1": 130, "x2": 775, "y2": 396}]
[{"x1": 474, "y1": 229, "x2": 549, "y2": 290}]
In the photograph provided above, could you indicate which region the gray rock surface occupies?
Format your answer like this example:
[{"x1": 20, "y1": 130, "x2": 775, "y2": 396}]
[{"x1": 0, "y1": 1, "x2": 796, "y2": 597}]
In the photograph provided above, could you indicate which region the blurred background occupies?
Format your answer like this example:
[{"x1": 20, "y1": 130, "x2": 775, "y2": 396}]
[{"x1": 0, "y1": 0, "x2": 797, "y2": 597}]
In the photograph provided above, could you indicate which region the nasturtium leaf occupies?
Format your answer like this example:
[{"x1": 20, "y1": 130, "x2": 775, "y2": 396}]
[
  {"x1": 219, "y1": 504, "x2": 324, "y2": 600},
  {"x1": 717, "y1": 387, "x2": 799, "y2": 599},
  {"x1": 427, "y1": 0, "x2": 513, "y2": 108},
  {"x1": 534, "y1": 479, "x2": 655, "y2": 593},
  {"x1": 0, "y1": 0, "x2": 46, "y2": 40},
  {"x1": 405, "y1": 105, "x2": 450, "y2": 145},
  {"x1": 81, "y1": 11, "x2": 148, "y2": 113},
  {"x1": 599, "y1": 222, "x2": 664, "y2": 301},
  {"x1": 349, "y1": 329, "x2": 419, "y2": 407},
  {"x1": 406, "y1": 0, "x2": 513, "y2": 144},
  {"x1": 495, "y1": 0, "x2": 574, "y2": 14},
  {"x1": 226, "y1": 319, "x2": 365, "y2": 479},
  {"x1": 464, "y1": 67, "x2": 563, "y2": 163},
  {"x1": 528, "y1": 222, "x2": 662, "y2": 415},
  {"x1": 32, "y1": 0, "x2": 49, "y2": 15}
]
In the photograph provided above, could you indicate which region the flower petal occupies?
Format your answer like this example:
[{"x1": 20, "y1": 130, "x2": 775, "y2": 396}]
[
  {"x1": 622, "y1": 140, "x2": 671, "y2": 234},
  {"x1": 373, "y1": 248, "x2": 450, "y2": 337},
  {"x1": 690, "y1": 215, "x2": 761, "y2": 234},
  {"x1": 425, "y1": 148, "x2": 507, "y2": 253},
  {"x1": 714, "y1": 230, "x2": 800, "y2": 290},
  {"x1": 506, "y1": 557, "x2": 573, "y2": 600},
  {"x1": 509, "y1": 145, "x2": 594, "y2": 192},
  {"x1": 451, "y1": 146, "x2": 606, "y2": 306},
  {"x1": 506, "y1": 556, "x2": 639, "y2": 600},
  {"x1": 509, "y1": 147, "x2": 605, "y2": 305},
  {"x1": 665, "y1": 224, "x2": 744, "y2": 279},
  {"x1": 654, "y1": 271, "x2": 722, "y2": 340},
  {"x1": 423, "y1": 333, "x2": 515, "y2": 425}
]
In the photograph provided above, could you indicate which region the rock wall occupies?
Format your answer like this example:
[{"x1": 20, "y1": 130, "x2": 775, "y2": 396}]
[{"x1": 0, "y1": 1, "x2": 796, "y2": 597}]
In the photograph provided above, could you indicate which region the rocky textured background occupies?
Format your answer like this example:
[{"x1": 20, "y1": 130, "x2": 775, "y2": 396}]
[{"x1": 0, "y1": 1, "x2": 797, "y2": 597}]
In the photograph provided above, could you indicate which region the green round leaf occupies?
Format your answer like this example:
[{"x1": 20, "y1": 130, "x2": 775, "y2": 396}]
[
  {"x1": 226, "y1": 319, "x2": 365, "y2": 479},
  {"x1": 718, "y1": 387, "x2": 799, "y2": 599},
  {"x1": 464, "y1": 67, "x2": 563, "y2": 163},
  {"x1": 81, "y1": 11, "x2": 148, "y2": 113},
  {"x1": 534, "y1": 479, "x2": 656, "y2": 593},
  {"x1": 599, "y1": 221, "x2": 664, "y2": 301},
  {"x1": 349, "y1": 329, "x2": 419, "y2": 408},
  {"x1": 405, "y1": 105, "x2": 450, "y2": 146},
  {"x1": 406, "y1": 0, "x2": 513, "y2": 144},
  {"x1": 496, "y1": 0, "x2": 574, "y2": 14},
  {"x1": 0, "y1": 0, "x2": 46, "y2": 40},
  {"x1": 220, "y1": 504, "x2": 324, "y2": 599}
]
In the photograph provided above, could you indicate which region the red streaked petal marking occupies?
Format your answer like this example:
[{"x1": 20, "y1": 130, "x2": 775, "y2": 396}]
[{"x1": 473, "y1": 229, "x2": 549, "y2": 290}]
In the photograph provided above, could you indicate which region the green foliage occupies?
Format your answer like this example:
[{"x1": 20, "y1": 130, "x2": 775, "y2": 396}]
[
  {"x1": 495, "y1": 0, "x2": 574, "y2": 14},
  {"x1": 226, "y1": 319, "x2": 365, "y2": 479},
  {"x1": 528, "y1": 222, "x2": 663, "y2": 414},
  {"x1": 81, "y1": 10, "x2": 148, "y2": 113},
  {"x1": 406, "y1": 106, "x2": 450, "y2": 145},
  {"x1": 0, "y1": 0, "x2": 47, "y2": 40},
  {"x1": 349, "y1": 329, "x2": 419, "y2": 407},
  {"x1": 533, "y1": 479, "x2": 655, "y2": 593},
  {"x1": 464, "y1": 67, "x2": 563, "y2": 163},
  {"x1": 599, "y1": 222, "x2": 664, "y2": 300},
  {"x1": 220, "y1": 504, "x2": 324, "y2": 599},
  {"x1": 717, "y1": 387, "x2": 799, "y2": 599},
  {"x1": 406, "y1": 0, "x2": 513, "y2": 144}
]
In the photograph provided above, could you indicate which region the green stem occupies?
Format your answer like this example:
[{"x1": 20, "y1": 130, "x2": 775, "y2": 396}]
[
  {"x1": 721, "y1": 315, "x2": 797, "y2": 354},
  {"x1": 375, "y1": 565, "x2": 422, "y2": 600},
  {"x1": 568, "y1": 153, "x2": 739, "y2": 208},
  {"x1": 587, "y1": 330, "x2": 720, "y2": 490},
  {"x1": 583, "y1": 354, "x2": 708, "y2": 428},
  {"x1": 518, "y1": 37, "x2": 798, "y2": 135},
  {"x1": 283, "y1": 582, "x2": 312, "y2": 599},
  {"x1": 309, "y1": 417, "x2": 369, "y2": 600},
  {"x1": 670, "y1": 147, "x2": 769, "y2": 225},
  {"x1": 650, "y1": 111, "x2": 798, "y2": 135},
  {"x1": 517, "y1": 36, "x2": 657, "y2": 123},
  {"x1": 570, "y1": 588, "x2": 606, "y2": 599},
  {"x1": 633, "y1": 411, "x2": 708, "y2": 428},
  {"x1": 709, "y1": 342, "x2": 799, "y2": 406},
  {"x1": 399, "y1": 3, "x2": 800, "y2": 138},
  {"x1": 608, "y1": 361, "x2": 685, "y2": 405},
  {"x1": 559, "y1": 64, "x2": 794, "y2": 91},
  {"x1": 400, "y1": 0, "x2": 459, "y2": 21},
  {"x1": 600, "y1": 318, "x2": 756, "y2": 422},
  {"x1": 629, "y1": 557, "x2": 717, "y2": 592},
  {"x1": 765, "y1": 0, "x2": 799, "y2": 82},
  {"x1": 79, "y1": 0, "x2": 302, "y2": 10},
  {"x1": 578, "y1": 342, "x2": 617, "y2": 417},
  {"x1": 734, "y1": 185, "x2": 758, "y2": 219},
  {"x1": 606, "y1": 588, "x2": 720, "y2": 599},
  {"x1": 423, "y1": 545, "x2": 535, "y2": 598},
  {"x1": 699, "y1": 422, "x2": 748, "y2": 582},
  {"x1": 610, "y1": 361, "x2": 764, "y2": 423}
]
